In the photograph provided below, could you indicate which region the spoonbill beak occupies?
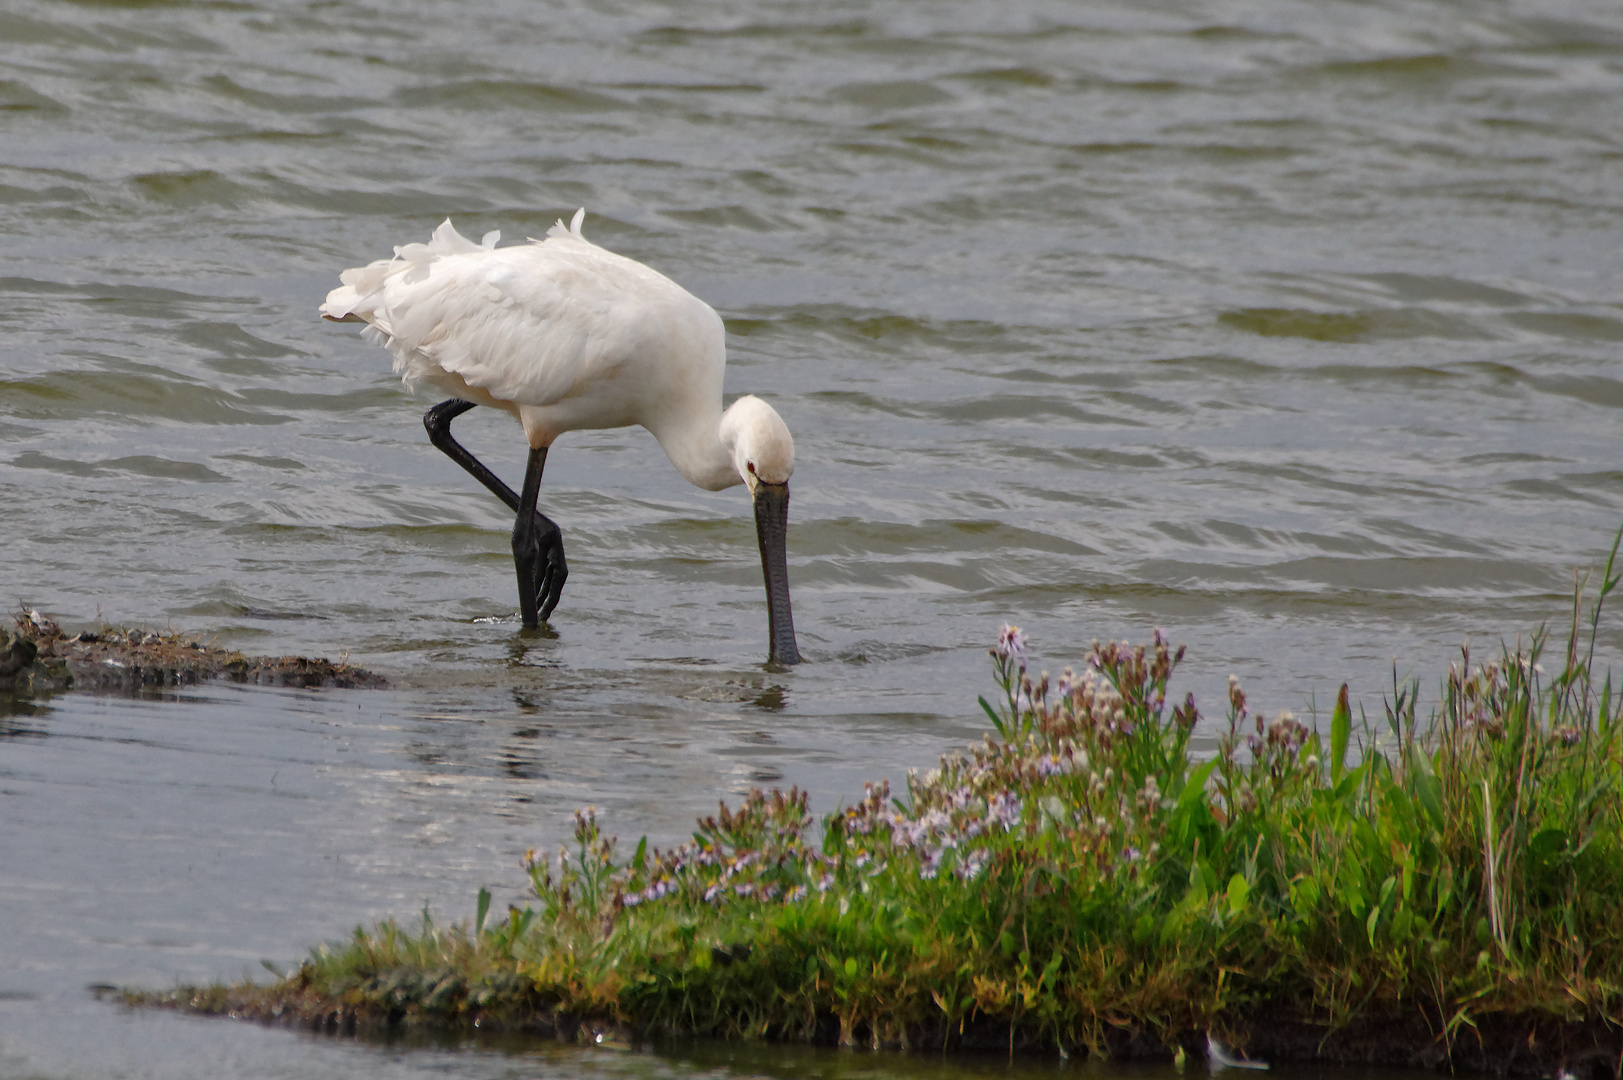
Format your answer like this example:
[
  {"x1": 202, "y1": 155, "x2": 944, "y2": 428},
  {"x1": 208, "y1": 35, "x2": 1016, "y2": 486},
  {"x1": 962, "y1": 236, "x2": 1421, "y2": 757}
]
[{"x1": 751, "y1": 481, "x2": 800, "y2": 665}]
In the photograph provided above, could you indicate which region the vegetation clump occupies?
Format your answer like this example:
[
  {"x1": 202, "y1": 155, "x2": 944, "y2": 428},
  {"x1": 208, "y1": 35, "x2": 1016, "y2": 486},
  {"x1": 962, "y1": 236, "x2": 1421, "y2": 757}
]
[
  {"x1": 137, "y1": 543, "x2": 1623, "y2": 1075},
  {"x1": 1, "y1": 609, "x2": 384, "y2": 694}
]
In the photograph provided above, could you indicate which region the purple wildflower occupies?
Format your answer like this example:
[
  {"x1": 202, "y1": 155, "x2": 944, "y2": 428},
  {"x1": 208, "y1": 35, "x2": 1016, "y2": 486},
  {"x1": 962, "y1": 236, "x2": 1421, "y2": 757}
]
[
  {"x1": 988, "y1": 791, "x2": 1023, "y2": 830},
  {"x1": 956, "y1": 849, "x2": 989, "y2": 881},
  {"x1": 919, "y1": 846, "x2": 941, "y2": 879}
]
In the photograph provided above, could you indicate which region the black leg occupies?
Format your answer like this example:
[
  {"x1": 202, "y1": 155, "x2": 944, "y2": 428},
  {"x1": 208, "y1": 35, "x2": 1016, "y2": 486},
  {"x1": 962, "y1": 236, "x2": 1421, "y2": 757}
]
[
  {"x1": 424, "y1": 400, "x2": 568, "y2": 624},
  {"x1": 511, "y1": 444, "x2": 568, "y2": 626},
  {"x1": 424, "y1": 399, "x2": 519, "y2": 511}
]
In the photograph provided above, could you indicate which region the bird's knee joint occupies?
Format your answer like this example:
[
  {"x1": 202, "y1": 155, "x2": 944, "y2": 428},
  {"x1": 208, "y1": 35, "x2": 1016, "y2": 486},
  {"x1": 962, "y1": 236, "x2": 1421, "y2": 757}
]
[{"x1": 424, "y1": 399, "x2": 474, "y2": 442}]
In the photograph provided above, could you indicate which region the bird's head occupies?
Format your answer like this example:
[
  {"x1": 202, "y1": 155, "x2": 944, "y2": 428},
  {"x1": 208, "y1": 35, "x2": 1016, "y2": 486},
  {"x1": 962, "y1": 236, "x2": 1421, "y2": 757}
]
[
  {"x1": 719, "y1": 394, "x2": 794, "y2": 491},
  {"x1": 719, "y1": 396, "x2": 800, "y2": 666}
]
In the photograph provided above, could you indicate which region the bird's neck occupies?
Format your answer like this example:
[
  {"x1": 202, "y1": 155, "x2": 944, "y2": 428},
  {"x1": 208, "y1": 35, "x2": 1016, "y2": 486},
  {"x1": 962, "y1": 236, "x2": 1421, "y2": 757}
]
[{"x1": 649, "y1": 398, "x2": 740, "y2": 492}]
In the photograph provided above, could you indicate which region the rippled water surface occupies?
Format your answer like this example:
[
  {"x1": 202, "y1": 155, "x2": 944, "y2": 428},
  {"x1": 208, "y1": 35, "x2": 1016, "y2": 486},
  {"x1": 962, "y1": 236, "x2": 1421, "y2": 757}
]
[{"x1": 4, "y1": 0, "x2": 1622, "y2": 1077}]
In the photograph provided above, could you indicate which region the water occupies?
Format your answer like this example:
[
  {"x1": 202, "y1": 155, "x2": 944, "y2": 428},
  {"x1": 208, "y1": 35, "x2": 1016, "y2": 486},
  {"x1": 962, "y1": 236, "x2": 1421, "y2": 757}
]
[{"x1": 3, "y1": 0, "x2": 1622, "y2": 1076}]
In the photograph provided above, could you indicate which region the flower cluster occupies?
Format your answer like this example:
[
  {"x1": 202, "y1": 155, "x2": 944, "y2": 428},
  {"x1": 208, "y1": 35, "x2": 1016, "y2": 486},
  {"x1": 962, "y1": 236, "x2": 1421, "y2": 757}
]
[
  {"x1": 526, "y1": 626, "x2": 1219, "y2": 928},
  {"x1": 822, "y1": 631, "x2": 1208, "y2": 887},
  {"x1": 829, "y1": 760, "x2": 1035, "y2": 882},
  {"x1": 525, "y1": 788, "x2": 841, "y2": 924}
]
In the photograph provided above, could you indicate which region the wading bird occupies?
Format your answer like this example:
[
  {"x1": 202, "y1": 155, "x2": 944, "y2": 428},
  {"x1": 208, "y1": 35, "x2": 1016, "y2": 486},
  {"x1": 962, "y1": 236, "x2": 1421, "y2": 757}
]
[{"x1": 320, "y1": 210, "x2": 800, "y2": 665}]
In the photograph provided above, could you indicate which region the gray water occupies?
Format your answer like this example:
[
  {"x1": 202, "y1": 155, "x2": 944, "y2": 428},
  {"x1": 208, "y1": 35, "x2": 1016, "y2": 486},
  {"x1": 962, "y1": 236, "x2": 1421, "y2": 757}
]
[{"x1": 3, "y1": 0, "x2": 1622, "y2": 1077}]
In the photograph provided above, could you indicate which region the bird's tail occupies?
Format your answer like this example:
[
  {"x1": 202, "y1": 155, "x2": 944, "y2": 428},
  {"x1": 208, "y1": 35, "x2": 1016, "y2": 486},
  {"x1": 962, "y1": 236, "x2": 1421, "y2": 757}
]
[
  {"x1": 392, "y1": 218, "x2": 500, "y2": 263},
  {"x1": 318, "y1": 219, "x2": 499, "y2": 324},
  {"x1": 543, "y1": 207, "x2": 587, "y2": 241}
]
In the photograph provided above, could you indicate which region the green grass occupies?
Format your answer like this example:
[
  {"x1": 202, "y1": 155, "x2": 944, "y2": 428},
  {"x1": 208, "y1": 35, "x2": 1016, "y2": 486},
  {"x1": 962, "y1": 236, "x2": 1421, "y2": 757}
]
[{"x1": 139, "y1": 533, "x2": 1623, "y2": 1073}]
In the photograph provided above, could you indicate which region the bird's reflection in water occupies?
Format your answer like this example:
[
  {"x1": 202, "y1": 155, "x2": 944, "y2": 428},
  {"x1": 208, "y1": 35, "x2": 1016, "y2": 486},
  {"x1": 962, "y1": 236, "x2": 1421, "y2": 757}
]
[
  {"x1": 506, "y1": 630, "x2": 562, "y2": 670},
  {"x1": 753, "y1": 684, "x2": 788, "y2": 711}
]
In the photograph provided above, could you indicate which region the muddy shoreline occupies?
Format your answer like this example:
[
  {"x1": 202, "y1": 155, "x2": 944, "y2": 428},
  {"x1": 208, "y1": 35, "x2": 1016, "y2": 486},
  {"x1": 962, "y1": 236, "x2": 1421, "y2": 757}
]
[
  {"x1": 132, "y1": 980, "x2": 1623, "y2": 1078},
  {"x1": 1, "y1": 610, "x2": 385, "y2": 695}
]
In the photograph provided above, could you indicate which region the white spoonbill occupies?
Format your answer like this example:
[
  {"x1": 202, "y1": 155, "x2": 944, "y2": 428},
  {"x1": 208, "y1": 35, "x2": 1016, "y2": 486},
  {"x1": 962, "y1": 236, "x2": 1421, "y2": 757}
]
[{"x1": 320, "y1": 210, "x2": 800, "y2": 665}]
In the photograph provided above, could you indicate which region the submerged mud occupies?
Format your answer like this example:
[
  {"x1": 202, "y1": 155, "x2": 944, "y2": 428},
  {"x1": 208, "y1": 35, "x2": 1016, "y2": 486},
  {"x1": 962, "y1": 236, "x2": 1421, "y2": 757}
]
[{"x1": 1, "y1": 610, "x2": 384, "y2": 695}]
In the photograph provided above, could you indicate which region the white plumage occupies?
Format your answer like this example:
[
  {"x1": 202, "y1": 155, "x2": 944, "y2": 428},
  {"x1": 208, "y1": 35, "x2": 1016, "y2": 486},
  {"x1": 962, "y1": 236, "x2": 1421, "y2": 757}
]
[
  {"x1": 322, "y1": 209, "x2": 791, "y2": 491},
  {"x1": 321, "y1": 209, "x2": 801, "y2": 662}
]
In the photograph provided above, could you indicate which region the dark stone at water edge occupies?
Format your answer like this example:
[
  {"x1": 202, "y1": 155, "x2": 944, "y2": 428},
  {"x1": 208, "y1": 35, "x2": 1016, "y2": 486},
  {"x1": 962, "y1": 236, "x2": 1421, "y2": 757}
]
[{"x1": 0, "y1": 609, "x2": 385, "y2": 695}]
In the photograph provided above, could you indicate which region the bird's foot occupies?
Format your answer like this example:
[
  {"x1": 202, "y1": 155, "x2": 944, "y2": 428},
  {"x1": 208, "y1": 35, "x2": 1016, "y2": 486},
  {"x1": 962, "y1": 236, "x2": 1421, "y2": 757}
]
[{"x1": 513, "y1": 510, "x2": 567, "y2": 628}]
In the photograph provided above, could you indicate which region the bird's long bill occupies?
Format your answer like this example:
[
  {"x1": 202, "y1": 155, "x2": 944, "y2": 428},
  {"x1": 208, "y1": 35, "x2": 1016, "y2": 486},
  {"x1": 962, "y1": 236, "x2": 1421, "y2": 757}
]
[{"x1": 751, "y1": 482, "x2": 801, "y2": 666}]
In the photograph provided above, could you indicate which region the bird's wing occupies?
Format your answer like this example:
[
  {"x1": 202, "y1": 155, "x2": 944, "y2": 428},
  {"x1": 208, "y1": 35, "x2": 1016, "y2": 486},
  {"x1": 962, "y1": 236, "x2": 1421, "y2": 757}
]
[{"x1": 323, "y1": 215, "x2": 670, "y2": 407}]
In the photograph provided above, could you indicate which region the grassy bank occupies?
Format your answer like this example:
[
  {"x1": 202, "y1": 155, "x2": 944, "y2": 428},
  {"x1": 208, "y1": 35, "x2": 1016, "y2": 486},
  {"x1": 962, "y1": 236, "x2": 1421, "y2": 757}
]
[{"x1": 138, "y1": 539, "x2": 1623, "y2": 1075}]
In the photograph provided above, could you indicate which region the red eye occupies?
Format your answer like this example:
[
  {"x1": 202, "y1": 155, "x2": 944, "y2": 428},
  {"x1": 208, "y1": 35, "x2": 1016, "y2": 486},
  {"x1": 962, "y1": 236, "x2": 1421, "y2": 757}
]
[{"x1": 747, "y1": 461, "x2": 757, "y2": 473}]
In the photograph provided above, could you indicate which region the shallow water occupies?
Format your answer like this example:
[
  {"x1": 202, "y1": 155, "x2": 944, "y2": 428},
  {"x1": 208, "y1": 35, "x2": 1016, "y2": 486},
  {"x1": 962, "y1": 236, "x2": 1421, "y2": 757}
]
[{"x1": 3, "y1": 0, "x2": 1623, "y2": 1077}]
